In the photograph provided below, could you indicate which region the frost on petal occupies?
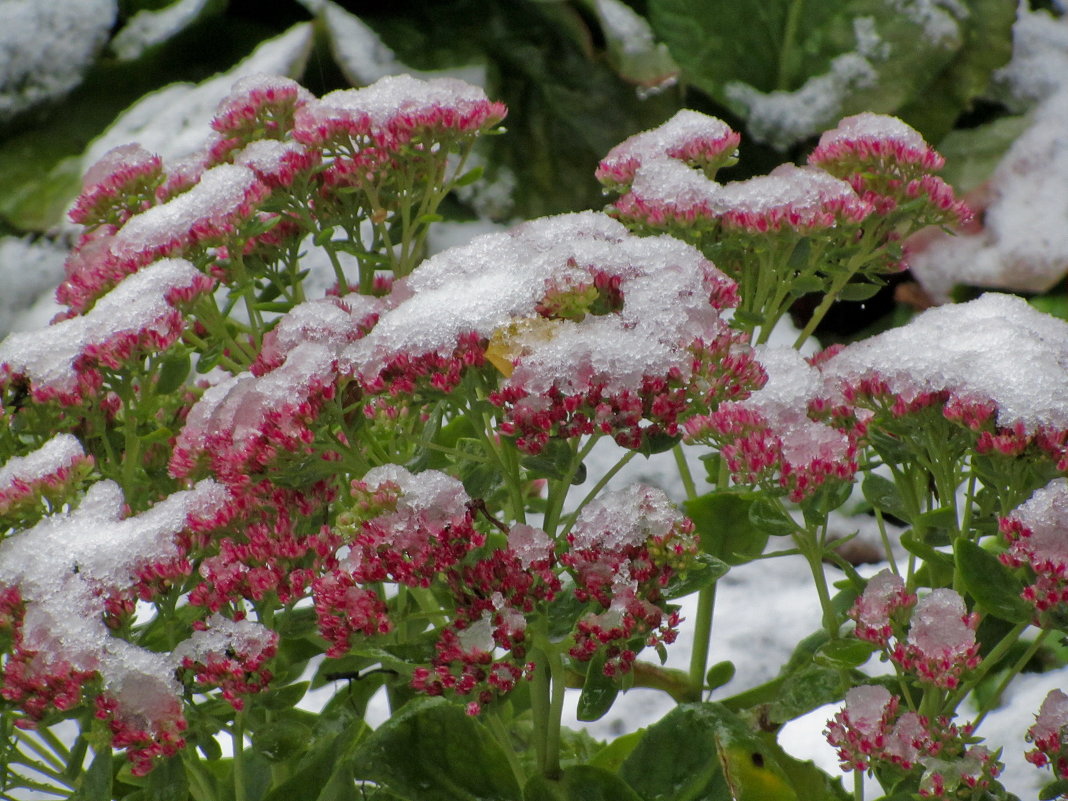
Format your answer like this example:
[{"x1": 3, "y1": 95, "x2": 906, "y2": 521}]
[
  {"x1": 507, "y1": 524, "x2": 554, "y2": 569},
  {"x1": 818, "y1": 293, "x2": 1068, "y2": 435},
  {"x1": 850, "y1": 568, "x2": 913, "y2": 644},
  {"x1": 907, "y1": 589, "x2": 975, "y2": 660}
]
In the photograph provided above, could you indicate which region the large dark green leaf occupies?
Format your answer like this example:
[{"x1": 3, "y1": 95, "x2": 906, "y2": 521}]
[
  {"x1": 955, "y1": 539, "x2": 1032, "y2": 623},
  {"x1": 351, "y1": 697, "x2": 522, "y2": 801},
  {"x1": 897, "y1": 0, "x2": 1016, "y2": 141},
  {"x1": 649, "y1": 0, "x2": 964, "y2": 149},
  {"x1": 619, "y1": 704, "x2": 728, "y2": 801},
  {"x1": 684, "y1": 491, "x2": 770, "y2": 564},
  {"x1": 524, "y1": 765, "x2": 643, "y2": 801}
]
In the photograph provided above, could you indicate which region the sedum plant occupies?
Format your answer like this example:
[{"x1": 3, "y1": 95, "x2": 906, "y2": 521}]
[{"x1": 1, "y1": 70, "x2": 1068, "y2": 801}]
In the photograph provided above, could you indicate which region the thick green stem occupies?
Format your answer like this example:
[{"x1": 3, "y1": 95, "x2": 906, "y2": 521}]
[
  {"x1": 688, "y1": 584, "x2": 717, "y2": 697},
  {"x1": 233, "y1": 712, "x2": 247, "y2": 801},
  {"x1": 947, "y1": 621, "x2": 1031, "y2": 714}
]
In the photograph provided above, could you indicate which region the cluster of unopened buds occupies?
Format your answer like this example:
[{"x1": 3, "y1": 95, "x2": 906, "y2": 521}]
[
  {"x1": 563, "y1": 485, "x2": 696, "y2": 675},
  {"x1": 850, "y1": 570, "x2": 980, "y2": 691},
  {"x1": 826, "y1": 684, "x2": 1001, "y2": 798}
]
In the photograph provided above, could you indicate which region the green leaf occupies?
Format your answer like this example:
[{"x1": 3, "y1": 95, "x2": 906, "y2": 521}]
[
  {"x1": 1040, "y1": 778, "x2": 1068, "y2": 800},
  {"x1": 125, "y1": 754, "x2": 190, "y2": 801},
  {"x1": 937, "y1": 114, "x2": 1030, "y2": 194},
  {"x1": 706, "y1": 660, "x2": 736, "y2": 692},
  {"x1": 619, "y1": 704, "x2": 728, "y2": 801},
  {"x1": 351, "y1": 697, "x2": 522, "y2": 801},
  {"x1": 251, "y1": 718, "x2": 314, "y2": 763},
  {"x1": 954, "y1": 539, "x2": 1032, "y2": 623},
  {"x1": 577, "y1": 654, "x2": 620, "y2": 722},
  {"x1": 813, "y1": 638, "x2": 877, "y2": 670},
  {"x1": 257, "y1": 681, "x2": 310, "y2": 711},
  {"x1": 899, "y1": 530, "x2": 954, "y2": 568},
  {"x1": 524, "y1": 765, "x2": 643, "y2": 801},
  {"x1": 664, "y1": 553, "x2": 730, "y2": 599},
  {"x1": 454, "y1": 165, "x2": 485, "y2": 187},
  {"x1": 747, "y1": 497, "x2": 797, "y2": 537},
  {"x1": 896, "y1": 0, "x2": 1016, "y2": 142},
  {"x1": 69, "y1": 748, "x2": 113, "y2": 801},
  {"x1": 589, "y1": 730, "x2": 645, "y2": 773},
  {"x1": 768, "y1": 664, "x2": 848, "y2": 723},
  {"x1": 836, "y1": 282, "x2": 881, "y2": 302},
  {"x1": 684, "y1": 491, "x2": 770, "y2": 564},
  {"x1": 649, "y1": 0, "x2": 963, "y2": 149},
  {"x1": 860, "y1": 473, "x2": 909, "y2": 522}
]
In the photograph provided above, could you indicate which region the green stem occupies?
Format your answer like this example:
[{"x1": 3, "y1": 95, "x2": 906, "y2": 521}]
[
  {"x1": 946, "y1": 620, "x2": 1031, "y2": 714},
  {"x1": 795, "y1": 525, "x2": 839, "y2": 638},
  {"x1": 972, "y1": 629, "x2": 1050, "y2": 728},
  {"x1": 688, "y1": 584, "x2": 717, "y2": 697},
  {"x1": 673, "y1": 444, "x2": 698, "y2": 500},
  {"x1": 233, "y1": 711, "x2": 247, "y2": 801},
  {"x1": 543, "y1": 647, "x2": 567, "y2": 780}
]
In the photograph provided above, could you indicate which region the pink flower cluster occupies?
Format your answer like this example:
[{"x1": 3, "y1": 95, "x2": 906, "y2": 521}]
[
  {"x1": 849, "y1": 571, "x2": 980, "y2": 690},
  {"x1": 317, "y1": 465, "x2": 561, "y2": 713},
  {"x1": 1000, "y1": 478, "x2": 1068, "y2": 619},
  {"x1": 826, "y1": 685, "x2": 1000, "y2": 796},
  {"x1": 562, "y1": 485, "x2": 696, "y2": 675},
  {"x1": 293, "y1": 73, "x2": 507, "y2": 154},
  {"x1": 0, "y1": 434, "x2": 94, "y2": 524},
  {"x1": 0, "y1": 259, "x2": 216, "y2": 406},
  {"x1": 174, "y1": 614, "x2": 279, "y2": 711},
  {"x1": 684, "y1": 347, "x2": 856, "y2": 502},
  {"x1": 1026, "y1": 689, "x2": 1068, "y2": 780},
  {"x1": 595, "y1": 109, "x2": 740, "y2": 191},
  {"x1": 597, "y1": 109, "x2": 878, "y2": 238},
  {"x1": 808, "y1": 112, "x2": 969, "y2": 225}
]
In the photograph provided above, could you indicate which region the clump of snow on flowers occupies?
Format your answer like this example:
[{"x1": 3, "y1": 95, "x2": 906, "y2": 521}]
[
  {"x1": 0, "y1": 434, "x2": 93, "y2": 521},
  {"x1": 1026, "y1": 688, "x2": 1068, "y2": 779},
  {"x1": 343, "y1": 210, "x2": 761, "y2": 453},
  {"x1": 0, "y1": 470, "x2": 261, "y2": 774},
  {"x1": 684, "y1": 345, "x2": 857, "y2": 502},
  {"x1": 1000, "y1": 477, "x2": 1068, "y2": 618},
  {"x1": 816, "y1": 292, "x2": 1068, "y2": 437},
  {"x1": 563, "y1": 484, "x2": 697, "y2": 675},
  {"x1": 0, "y1": 258, "x2": 214, "y2": 404}
]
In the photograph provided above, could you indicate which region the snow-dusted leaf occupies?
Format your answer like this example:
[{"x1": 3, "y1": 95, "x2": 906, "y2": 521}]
[
  {"x1": 0, "y1": 0, "x2": 117, "y2": 123},
  {"x1": 82, "y1": 23, "x2": 313, "y2": 172},
  {"x1": 649, "y1": 0, "x2": 965, "y2": 149},
  {"x1": 110, "y1": 0, "x2": 225, "y2": 62}
]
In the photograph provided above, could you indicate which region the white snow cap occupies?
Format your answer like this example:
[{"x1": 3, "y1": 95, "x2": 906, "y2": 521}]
[
  {"x1": 0, "y1": 258, "x2": 205, "y2": 395},
  {"x1": 342, "y1": 211, "x2": 733, "y2": 397},
  {"x1": 819, "y1": 293, "x2": 1068, "y2": 433}
]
